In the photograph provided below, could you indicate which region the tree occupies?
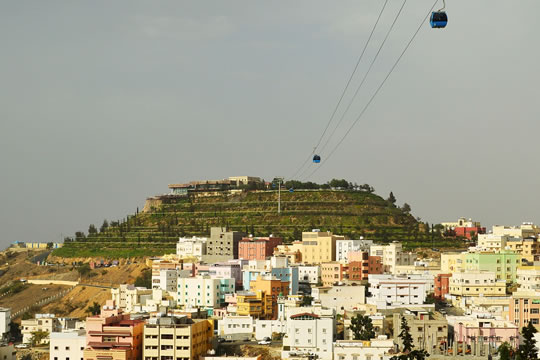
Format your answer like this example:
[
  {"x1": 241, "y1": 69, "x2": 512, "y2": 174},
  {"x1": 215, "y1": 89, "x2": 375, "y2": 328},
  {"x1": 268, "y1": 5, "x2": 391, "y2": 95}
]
[
  {"x1": 390, "y1": 316, "x2": 429, "y2": 360},
  {"x1": 498, "y1": 342, "x2": 512, "y2": 360},
  {"x1": 30, "y1": 330, "x2": 49, "y2": 346},
  {"x1": 87, "y1": 302, "x2": 101, "y2": 316},
  {"x1": 134, "y1": 269, "x2": 152, "y2": 288},
  {"x1": 349, "y1": 314, "x2": 375, "y2": 340},
  {"x1": 387, "y1": 192, "x2": 397, "y2": 205},
  {"x1": 77, "y1": 264, "x2": 91, "y2": 277},
  {"x1": 46, "y1": 242, "x2": 53, "y2": 250},
  {"x1": 300, "y1": 295, "x2": 313, "y2": 307},
  {"x1": 75, "y1": 231, "x2": 86, "y2": 241},
  {"x1": 88, "y1": 224, "x2": 98, "y2": 236},
  {"x1": 99, "y1": 220, "x2": 109, "y2": 233},
  {"x1": 402, "y1": 203, "x2": 411, "y2": 213},
  {"x1": 518, "y1": 321, "x2": 538, "y2": 360}
]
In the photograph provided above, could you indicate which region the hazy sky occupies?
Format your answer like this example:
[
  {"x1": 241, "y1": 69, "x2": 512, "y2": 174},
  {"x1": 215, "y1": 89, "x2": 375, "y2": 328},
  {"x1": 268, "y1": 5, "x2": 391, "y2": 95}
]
[{"x1": 1, "y1": 1, "x2": 539, "y2": 248}]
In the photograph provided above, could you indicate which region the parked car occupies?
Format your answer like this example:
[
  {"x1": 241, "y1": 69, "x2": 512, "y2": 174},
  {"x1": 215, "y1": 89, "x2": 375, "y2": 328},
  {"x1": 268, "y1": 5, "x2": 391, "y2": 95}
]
[
  {"x1": 15, "y1": 344, "x2": 28, "y2": 349},
  {"x1": 258, "y1": 337, "x2": 271, "y2": 345}
]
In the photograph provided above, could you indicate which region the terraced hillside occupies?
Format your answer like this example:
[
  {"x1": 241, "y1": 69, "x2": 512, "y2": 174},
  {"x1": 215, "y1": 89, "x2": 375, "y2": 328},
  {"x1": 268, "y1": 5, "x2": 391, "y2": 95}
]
[{"x1": 54, "y1": 189, "x2": 449, "y2": 258}]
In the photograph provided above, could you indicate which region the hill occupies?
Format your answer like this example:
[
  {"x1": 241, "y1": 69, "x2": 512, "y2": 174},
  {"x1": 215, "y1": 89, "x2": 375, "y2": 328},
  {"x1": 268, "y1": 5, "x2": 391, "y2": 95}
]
[{"x1": 53, "y1": 189, "x2": 453, "y2": 258}]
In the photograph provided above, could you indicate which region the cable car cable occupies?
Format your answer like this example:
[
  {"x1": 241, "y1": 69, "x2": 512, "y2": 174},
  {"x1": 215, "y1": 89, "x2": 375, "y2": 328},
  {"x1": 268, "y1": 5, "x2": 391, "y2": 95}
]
[
  {"x1": 287, "y1": 0, "x2": 390, "y2": 181},
  {"x1": 300, "y1": 0, "x2": 440, "y2": 182},
  {"x1": 318, "y1": 0, "x2": 408, "y2": 155}
]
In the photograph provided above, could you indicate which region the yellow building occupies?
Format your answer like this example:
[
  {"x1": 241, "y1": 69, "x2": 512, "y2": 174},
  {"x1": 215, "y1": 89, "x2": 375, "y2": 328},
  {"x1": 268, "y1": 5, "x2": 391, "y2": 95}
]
[
  {"x1": 236, "y1": 290, "x2": 272, "y2": 319},
  {"x1": 143, "y1": 316, "x2": 213, "y2": 360},
  {"x1": 301, "y1": 231, "x2": 344, "y2": 264},
  {"x1": 441, "y1": 252, "x2": 464, "y2": 273},
  {"x1": 506, "y1": 237, "x2": 539, "y2": 262},
  {"x1": 274, "y1": 242, "x2": 303, "y2": 264},
  {"x1": 449, "y1": 271, "x2": 506, "y2": 297}
]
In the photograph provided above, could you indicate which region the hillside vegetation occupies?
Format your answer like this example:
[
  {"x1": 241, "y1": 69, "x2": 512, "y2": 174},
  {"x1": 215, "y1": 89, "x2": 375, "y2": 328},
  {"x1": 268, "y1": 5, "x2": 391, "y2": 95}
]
[{"x1": 53, "y1": 189, "x2": 454, "y2": 258}]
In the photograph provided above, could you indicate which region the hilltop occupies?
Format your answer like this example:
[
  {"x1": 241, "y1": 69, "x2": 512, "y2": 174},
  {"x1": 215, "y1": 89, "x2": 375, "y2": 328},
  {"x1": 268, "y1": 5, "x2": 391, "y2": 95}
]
[{"x1": 53, "y1": 183, "x2": 454, "y2": 258}]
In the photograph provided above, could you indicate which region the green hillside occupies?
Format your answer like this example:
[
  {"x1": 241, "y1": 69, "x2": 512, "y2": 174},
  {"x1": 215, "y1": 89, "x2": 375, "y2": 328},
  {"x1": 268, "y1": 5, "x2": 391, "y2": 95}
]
[{"x1": 53, "y1": 189, "x2": 451, "y2": 258}]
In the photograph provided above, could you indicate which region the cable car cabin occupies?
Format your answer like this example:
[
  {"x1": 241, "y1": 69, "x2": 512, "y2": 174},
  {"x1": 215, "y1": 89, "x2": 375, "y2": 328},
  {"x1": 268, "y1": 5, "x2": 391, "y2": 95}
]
[
  {"x1": 313, "y1": 155, "x2": 321, "y2": 163},
  {"x1": 430, "y1": 11, "x2": 448, "y2": 28}
]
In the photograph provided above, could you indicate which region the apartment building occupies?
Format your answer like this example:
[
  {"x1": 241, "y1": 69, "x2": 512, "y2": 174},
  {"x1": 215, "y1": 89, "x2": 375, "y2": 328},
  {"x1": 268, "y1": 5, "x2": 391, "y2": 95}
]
[
  {"x1": 393, "y1": 310, "x2": 448, "y2": 351},
  {"x1": 507, "y1": 237, "x2": 540, "y2": 262},
  {"x1": 238, "y1": 236, "x2": 282, "y2": 260},
  {"x1": 281, "y1": 307, "x2": 336, "y2": 360},
  {"x1": 242, "y1": 257, "x2": 298, "y2": 295},
  {"x1": 447, "y1": 271, "x2": 506, "y2": 310},
  {"x1": 297, "y1": 265, "x2": 320, "y2": 284},
  {"x1": 463, "y1": 251, "x2": 520, "y2": 282},
  {"x1": 209, "y1": 262, "x2": 243, "y2": 288},
  {"x1": 22, "y1": 314, "x2": 63, "y2": 344},
  {"x1": 335, "y1": 239, "x2": 373, "y2": 263},
  {"x1": 111, "y1": 285, "x2": 153, "y2": 313},
  {"x1": 367, "y1": 274, "x2": 429, "y2": 307},
  {"x1": 176, "y1": 236, "x2": 207, "y2": 260},
  {"x1": 516, "y1": 265, "x2": 540, "y2": 293},
  {"x1": 236, "y1": 291, "x2": 273, "y2": 319},
  {"x1": 50, "y1": 329, "x2": 86, "y2": 360},
  {"x1": 477, "y1": 234, "x2": 511, "y2": 252},
  {"x1": 218, "y1": 316, "x2": 253, "y2": 340},
  {"x1": 151, "y1": 268, "x2": 178, "y2": 294},
  {"x1": 273, "y1": 242, "x2": 303, "y2": 264},
  {"x1": 311, "y1": 285, "x2": 366, "y2": 313},
  {"x1": 202, "y1": 227, "x2": 245, "y2": 263},
  {"x1": 301, "y1": 231, "x2": 344, "y2": 264},
  {"x1": 369, "y1": 242, "x2": 416, "y2": 274},
  {"x1": 0, "y1": 308, "x2": 10, "y2": 340},
  {"x1": 250, "y1": 275, "x2": 290, "y2": 320},
  {"x1": 176, "y1": 276, "x2": 235, "y2": 309},
  {"x1": 492, "y1": 223, "x2": 540, "y2": 238},
  {"x1": 84, "y1": 301, "x2": 144, "y2": 360},
  {"x1": 143, "y1": 316, "x2": 213, "y2": 360},
  {"x1": 434, "y1": 273, "x2": 452, "y2": 300},
  {"x1": 509, "y1": 293, "x2": 540, "y2": 330}
]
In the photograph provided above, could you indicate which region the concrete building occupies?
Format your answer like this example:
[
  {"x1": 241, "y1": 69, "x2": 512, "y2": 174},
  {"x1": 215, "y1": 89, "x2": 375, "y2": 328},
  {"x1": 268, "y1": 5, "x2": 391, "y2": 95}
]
[
  {"x1": 393, "y1": 310, "x2": 448, "y2": 351},
  {"x1": 176, "y1": 276, "x2": 235, "y2": 309},
  {"x1": 250, "y1": 275, "x2": 289, "y2": 320},
  {"x1": 516, "y1": 265, "x2": 540, "y2": 293},
  {"x1": 446, "y1": 315, "x2": 519, "y2": 348},
  {"x1": 273, "y1": 242, "x2": 303, "y2": 264},
  {"x1": 297, "y1": 265, "x2": 320, "y2": 284},
  {"x1": 506, "y1": 237, "x2": 540, "y2": 262},
  {"x1": 218, "y1": 316, "x2": 254, "y2": 341},
  {"x1": 177, "y1": 236, "x2": 207, "y2": 260},
  {"x1": 367, "y1": 274, "x2": 430, "y2": 308},
  {"x1": 84, "y1": 300, "x2": 144, "y2": 360},
  {"x1": 50, "y1": 329, "x2": 86, "y2": 360},
  {"x1": 236, "y1": 291, "x2": 273, "y2": 319},
  {"x1": 447, "y1": 271, "x2": 506, "y2": 310},
  {"x1": 369, "y1": 242, "x2": 416, "y2": 274},
  {"x1": 301, "y1": 231, "x2": 344, "y2": 264},
  {"x1": 311, "y1": 285, "x2": 366, "y2": 314},
  {"x1": 344, "y1": 311, "x2": 386, "y2": 340},
  {"x1": 281, "y1": 307, "x2": 336, "y2": 360},
  {"x1": 151, "y1": 268, "x2": 178, "y2": 294},
  {"x1": 203, "y1": 227, "x2": 246, "y2": 263},
  {"x1": 242, "y1": 257, "x2": 298, "y2": 295},
  {"x1": 442, "y1": 218, "x2": 482, "y2": 230},
  {"x1": 509, "y1": 292, "x2": 540, "y2": 330},
  {"x1": 111, "y1": 285, "x2": 153, "y2": 313},
  {"x1": 0, "y1": 345, "x2": 15, "y2": 360},
  {"x1": 463, "y1": 250, "x2": 520, "y2": 283},
  {"x1": 22, "y1": 314, "x2": 62, "y2": 344},
  {"x1": 492, "y1": 223, "x2": 540, "y2": 238},
  {"x1": 209, "y1": 261, "x2": 243, "y2": 289},
  {"x1": 333, "y1": 338, "x2": 394, "y2": 360},
  {"x1": 335, "y1": 239, "x2": 373, "y2": 263},
  {"x1": 477, "y1": 234, "x2": 511, "y2": 252},
  {"x1": 143, "y1": 316, "x2": 213, "y2": 360},
  {"x1": 434, "y1": 273, "x2": 451, "y2": 300},
  {"x1": 238, "y1": 236, "x2": 282, "y2": 260}
]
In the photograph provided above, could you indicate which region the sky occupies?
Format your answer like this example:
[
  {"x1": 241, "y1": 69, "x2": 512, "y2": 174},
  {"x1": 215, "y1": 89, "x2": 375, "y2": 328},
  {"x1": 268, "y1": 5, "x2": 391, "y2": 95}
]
[{"x1": 1, "y1": 1, "x2": 539, "y2": 248}]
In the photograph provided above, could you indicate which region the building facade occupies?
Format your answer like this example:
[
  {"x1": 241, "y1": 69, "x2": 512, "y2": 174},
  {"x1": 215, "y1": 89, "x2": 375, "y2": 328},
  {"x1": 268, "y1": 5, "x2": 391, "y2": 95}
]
[
  {"x1": 301, "y1": 231, "x2": 344, "y2": 264},
  {"x1": 238, "y1": 236, "x2": 282, "y2": 261}
]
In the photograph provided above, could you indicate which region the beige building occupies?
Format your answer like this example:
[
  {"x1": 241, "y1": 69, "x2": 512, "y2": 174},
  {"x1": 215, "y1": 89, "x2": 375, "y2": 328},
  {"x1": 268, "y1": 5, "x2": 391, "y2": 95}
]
[
  {"x1": 441, "y1": 218, "x2": 481, "y2": 229},
  {"x1": 441, "y1": 252, "x2": 464, "y2": 273},
  {"x1": 393, "y1": 310, "x2": 448, "y2": 351},
  {"x1": 301, "y1": 231, "x2": 344, "y2": 264},
  {"x1": 143, "y1": 316, "x2": 213, "y2": 360},
  {"x1": 477, "y1": 234, "x2": 510, "y2": 252},
  {"x1": 369, "y1": 242, "x2": 416, "y2": 274},
  {"x1": 516, "y1": 265, "x2": 540, "y2": 293},
  {"x1": 22, "y1": 314, "x2": 62, "y2": 344},
  {"x1": 507, "y1": 237, "x2": 539, "y2": 262},
  {"x1": 447, "y1": 271, "x2": 506, "y2": 309},
  {"x1": 492, "y1": 223, "x2": 540, "y2": 238}
]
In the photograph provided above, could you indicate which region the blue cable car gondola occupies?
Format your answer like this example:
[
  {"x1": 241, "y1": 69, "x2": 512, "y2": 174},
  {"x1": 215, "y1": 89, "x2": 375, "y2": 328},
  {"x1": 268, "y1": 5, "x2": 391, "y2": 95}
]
[
  {"x1": 430, "y1": 11, "x2": 448, "y2": 28},
  {"x1": 313, "y1": 155, "x2": 321, "y2": 163},
  {"x1": 430, "y1": 0, "x2": 447, "y2": 29}
]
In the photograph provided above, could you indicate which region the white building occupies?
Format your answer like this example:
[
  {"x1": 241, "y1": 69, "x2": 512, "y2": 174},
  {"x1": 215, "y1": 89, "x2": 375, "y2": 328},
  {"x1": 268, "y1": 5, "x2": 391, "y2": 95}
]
[
  {"x1": 111, "y1": 284, "x2": 153, "y2": 312},
  {"x1": 0, "y1": 308, "x2": 10, "y2": 339},
  {"x1": 50, "y1": 329, "x2": 86, "y2": 360},
  {"x1": 333, "y1": 337, "x2": 394, "y2": 360},
  {"x1": 370, "y1": 242, "x2": 416, "y2": 274},
  {"x1": 176, "y1": 276, "x2": 235, "y2": 309},
  {"x1": 282, "y1": 306, "x2": 335, "y2": 360},
  {"x1": 336, "y1": 239, "x2": 374, "y2": 263},
  {"x1": 22, "y1": 314, "x2": 61, "y2": 344},
  {"x1": 151, "y1": 268, "x2": 178, "y2": 294},
  {"x1": 477, "y1": 234, "x2": 512, "y2": 252},
  {"x1": 255, "y1": 319, "x2": 286, "y2": 341},
  {"x1": 367, "y1": 274, "x2": 428, "y2": 308},
  {"x1": 311, "y1": 285, "x2": 366, "y2": 314},
  {"x1": 176, "y1": 236, "x2": 207, "y2": 260},
  {"x1": 218, "y1": 316, "x2": 254, "y2": 341},
  {"x1": 516, "y1": 265, "x2": 540, "y2": 293},
  {"x1": 297, "y1": 265, "x2": 320, "y2": 284}
]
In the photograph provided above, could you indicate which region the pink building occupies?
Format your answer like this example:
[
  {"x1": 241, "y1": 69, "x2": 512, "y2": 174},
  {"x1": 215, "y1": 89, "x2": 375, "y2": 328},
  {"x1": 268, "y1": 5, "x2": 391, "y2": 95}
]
[
  {"x1": 450, "y1": 317, "x2": 519, "y2": 348},
  {"x1": 84, "y1": 300, "x2": 144, "y2": 360},
  {"x1": 238, "y1": 236, "x2": 282, "y2": 260}
]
